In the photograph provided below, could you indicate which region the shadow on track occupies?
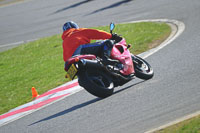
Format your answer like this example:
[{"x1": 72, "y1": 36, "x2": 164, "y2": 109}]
[
  {"x1": 87, "y1": 0, "x2": 133, "y2": 15},
  {"x1": 28, "y1": 97, "x2": 101, "y2": 126},
  {"x1": 29, "y1": 80, "x2": 144, "y2": 126},
  {"x1": 52, "y1": 0, "x2": 95, "y2": 15}
]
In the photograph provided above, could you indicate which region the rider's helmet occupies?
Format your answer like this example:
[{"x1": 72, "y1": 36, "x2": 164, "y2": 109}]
[{"x1": 63, "y1": 21, "x2": 79, "y2": 31}]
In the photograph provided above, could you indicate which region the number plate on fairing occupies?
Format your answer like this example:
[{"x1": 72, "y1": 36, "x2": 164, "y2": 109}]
[{"x1": 66, "y1": 64, "x2": 77, "y2": 80}]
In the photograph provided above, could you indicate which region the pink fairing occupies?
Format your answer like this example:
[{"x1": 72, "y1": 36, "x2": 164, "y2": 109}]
[{"x1": 111, "y1": 39, "x2": 134, "y2": 75}]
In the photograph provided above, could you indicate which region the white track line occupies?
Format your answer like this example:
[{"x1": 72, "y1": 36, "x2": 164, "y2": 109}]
[
  {"x1": 145, "y1": 110, "x2": 200, "y2": 133},
  {"x1": 135, "y1": 19, "x2": 185, "y2": 58}
]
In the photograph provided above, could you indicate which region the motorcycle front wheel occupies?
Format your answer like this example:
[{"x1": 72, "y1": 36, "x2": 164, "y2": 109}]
[
  {"x1": 132, "y1": 55, "x2": 154, "y2": 80},
  {"x1": 78, "y1": 69, "x2": 114, "y2": 98}
]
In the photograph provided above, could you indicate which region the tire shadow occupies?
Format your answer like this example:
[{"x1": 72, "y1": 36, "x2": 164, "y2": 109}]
[
  {"x1": 52, "y1": 0, "x2": 95, "y2": 15},
  {"x1": 87, "y1": 0, "x2": 134, "y2": 15}
]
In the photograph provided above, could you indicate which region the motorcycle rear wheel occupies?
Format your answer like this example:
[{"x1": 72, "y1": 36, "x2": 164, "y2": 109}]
[
  {"x1": 132, "y1": 55, "x2": 154, "y2": 80},
  {"x1": 78, "y1": 69, "x2": 114, "y2": 98}
]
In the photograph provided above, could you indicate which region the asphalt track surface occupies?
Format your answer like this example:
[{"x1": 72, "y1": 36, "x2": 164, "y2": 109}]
[{"x1": 0, "y1": 0, "x2": 200, "y2": 133}]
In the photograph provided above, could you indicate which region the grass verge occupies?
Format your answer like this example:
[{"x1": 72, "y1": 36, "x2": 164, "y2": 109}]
[
  {"x1": 0, "y1": 22, "x2": 171, "y2": 115},
  {"x1": 155, "y1": 115, "x2": 200, "y2": 133},
  {"x1": 0, "y1": 0, "x2": 24, "y2": 7}
]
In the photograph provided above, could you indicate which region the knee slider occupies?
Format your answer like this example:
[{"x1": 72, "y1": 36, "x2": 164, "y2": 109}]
[{"x1": 104, "y1": 40, "x2": 115, "y2": 48}]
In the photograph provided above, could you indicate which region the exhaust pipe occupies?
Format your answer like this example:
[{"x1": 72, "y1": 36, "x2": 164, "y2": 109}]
[
  {"x1": 78, "y1": 59, "x2": 104, "y2": 69},
  {"x1": 78, "y1": 59, "x2": 134, "y2": 81}
]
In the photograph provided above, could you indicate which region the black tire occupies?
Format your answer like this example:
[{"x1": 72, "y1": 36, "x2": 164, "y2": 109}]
[
  {"x1": 78, "y1": 69, "x2": 114, "y2": 98},
  {"x1": 132, "y1": 55, "x2": 154, "y2": 80}
]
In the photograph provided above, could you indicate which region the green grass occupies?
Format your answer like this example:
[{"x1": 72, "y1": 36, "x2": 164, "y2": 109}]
[
  {"x1": 0, "y1": 22, "x2": 171, "y2": 115},
  {"x1": 0, "y1": 0, "x2": 24, "y2": 7},
  {"x1": 92, "y1": 22, "x2": 171, "y2": 55},
  {"x1": 156, "y1": 115, "x2": 200, "y2": 133}
]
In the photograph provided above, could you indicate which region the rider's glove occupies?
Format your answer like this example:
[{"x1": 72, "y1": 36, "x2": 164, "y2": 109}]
[{"x1": 111, "y1": 33, "x2": 122, "y2": 43}]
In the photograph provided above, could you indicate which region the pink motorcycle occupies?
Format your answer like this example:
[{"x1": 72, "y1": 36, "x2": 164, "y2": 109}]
[{"x1": 66, "y1": 23, "x2": 154, "y2": 98}]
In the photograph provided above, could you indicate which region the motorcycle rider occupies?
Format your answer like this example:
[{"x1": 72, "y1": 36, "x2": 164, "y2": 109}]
[{"x1": 62, "y1": 21, "x2": 122, "y2": 71}]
